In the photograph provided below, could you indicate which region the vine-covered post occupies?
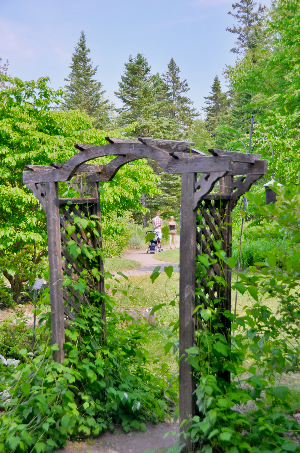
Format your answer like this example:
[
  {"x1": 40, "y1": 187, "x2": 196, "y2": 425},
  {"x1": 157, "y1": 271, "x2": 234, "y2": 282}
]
[
  {"x1": 46, "y1": 181, "x2": 65, "y2": 363},
  {"x1": 179, "y1": 172, "x2": 197, "y2": 443}
]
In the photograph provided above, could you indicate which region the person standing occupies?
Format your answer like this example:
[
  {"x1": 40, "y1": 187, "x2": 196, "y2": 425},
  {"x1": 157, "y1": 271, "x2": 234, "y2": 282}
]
[
  {"x1": 168, "y1": 216, "x2": 177, "y2": 249},
  {"x1": 152, "y1": 211, "x2": 163, "y2": 251}
]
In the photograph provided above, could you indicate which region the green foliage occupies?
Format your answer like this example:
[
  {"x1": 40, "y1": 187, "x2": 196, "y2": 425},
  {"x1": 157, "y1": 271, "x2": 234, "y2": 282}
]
[
  {"x1": 217, "y1": 0, "x2": 300, "y2": 183},
  {"x1": 203, "y1": 76, "x2": 228, "y2": 135},
  {"x1": 188, "y1": 119, "x2": 214, "y2": 153},
  {"x1": 162, "y1": 58, "x2": 198, "y2": 132},
  {"x1": 173, "y1": 184, "x2": 300, "y2": 452},
  {"x1": 0, "y1": 74, "x2": 158, "y2": 301},
  {"x1": 115, "y1": 53, "x2": 180, "y2": 138},
  {"x1": 64, "y1": 31, "x2": 113, "y2": 129},
  {"x1": 226, "y1": 0, "x2": 267, "y2": 55},
  {"x1": 0, "y1": 305, "x2": 169, "y2": 452},
  {"x1": 0, "y1": 312, "x2": 49, "y2": 361}
]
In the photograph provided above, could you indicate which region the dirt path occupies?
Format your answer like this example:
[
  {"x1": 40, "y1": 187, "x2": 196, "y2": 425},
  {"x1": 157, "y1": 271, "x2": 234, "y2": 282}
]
[
  {"x1": 121, "y1": 237, "x2": 180, "y2": 277},
  {"x1": 56, "y1": 421, "x2": 179, "y2": 453}
]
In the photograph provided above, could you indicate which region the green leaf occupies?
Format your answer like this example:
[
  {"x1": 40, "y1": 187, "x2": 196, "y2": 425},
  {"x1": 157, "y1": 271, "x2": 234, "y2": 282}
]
[
  {"x1": 201, "y1": 309, "x2": 212, "y2": 321},
  {"x1": 51, "y1": 343, "x2": 59, "y2": 351},
  {"x1": 234, "y1": 282, "x2": 246, "y2": 294},
  {"x1": 164, "y1": 265, "x2": 173, "y2": 279},
  {"x1": 146, "y1": 232, "x2": 155, "y2": 242},
  {"x1": 219, "y1": 432, "x2": 232, "y2": 441},
  {"x1": 162, "y1": 225, "x2": 169, "y2": 237},
  {"x1": 282, "y1": 442, "x2": 298, "y2": 451},
  {"x1": 7, "y1": 436, "x2": 21, "y2": 450},
  {"x1": 227, "y1": 257, "x2": 236, "y2": 268},
  {"x1": 20, "y1": 431, "x2": 33, "y2": 446},
  {"x1": 18, "y1": 348, "x2": 27, "y2": 355},
  {"x1": 150, "y1": 266, "x2": 161, "y2": 283},
  {"x1": 150, "y1": 303, "x2": 166, "y2": 315},
  {"x1": 213, "y1": 341, "x2": 228, "y2": 356},
  {"x1": 248, "y1": 286, "x2": 258, "y2": 301},
  {"x1": 35, "y1": 442, "x2": 47, "y2": 453},
  {"x1": 61, "y1": 414, "x2": 70, "y2": 428},
  {"x1": 21, "y1": 382, "x2": 31, "y2": 396},
  {"x1": 208, "y1": 429, "x2": 219, "y2": 439},
  {"x1": 164, "y1": 342, "x2": 174, "y2": 355}
]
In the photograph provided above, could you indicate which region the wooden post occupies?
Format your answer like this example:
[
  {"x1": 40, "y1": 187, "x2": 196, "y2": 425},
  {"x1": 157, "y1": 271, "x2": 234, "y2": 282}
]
[
  {"x1": 46, "y1": 182, "x2": 65, "y2": 363},
  {"x1": 91, "y1": 183, "x2": 106, "y2": 337},
  {"x1": 179, "y1": 172, "x2": 197, "y2": 451}
]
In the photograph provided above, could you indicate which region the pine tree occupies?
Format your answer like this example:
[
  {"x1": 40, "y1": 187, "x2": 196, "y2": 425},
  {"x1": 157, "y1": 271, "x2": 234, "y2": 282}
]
[
  {"x1": 163, "y1": 58, "x2": 198, "y2": 131},
  {"x1": 115, "y1": 54, "x2": 179, "y2": 138},
  {"x1": 226, "y1": 0, "x2": 267, "y2": 54},
  {"x1": 115, "y1": 53, "x2": 151, "y2": 120},
  {"x1": 64, "y1": 31, "x2": 112, "y2": 128},
  {"x1": 203, "y1": 76, "x2": 228, "y2": 135}
]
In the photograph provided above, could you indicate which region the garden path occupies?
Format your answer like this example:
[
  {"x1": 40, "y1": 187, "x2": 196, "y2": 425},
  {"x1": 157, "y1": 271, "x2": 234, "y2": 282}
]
[
  {"x1": 56, "y1": 421, "x2": 179, "y2": 453},
  {"x1": 122, "y1": 236, "x2": 180, "y2": 276}
]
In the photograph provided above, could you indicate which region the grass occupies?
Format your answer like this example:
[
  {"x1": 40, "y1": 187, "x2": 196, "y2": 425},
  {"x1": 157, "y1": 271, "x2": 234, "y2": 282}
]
[
  {"x1": 104, "y1": 258, "x2": 140, "y2": 272},
  {"x1": 108, "y1": 273, "x2": 180, "y2": 379},
  {"x1": 153, "y1": 249, "x2": 179, "y2": 263}
]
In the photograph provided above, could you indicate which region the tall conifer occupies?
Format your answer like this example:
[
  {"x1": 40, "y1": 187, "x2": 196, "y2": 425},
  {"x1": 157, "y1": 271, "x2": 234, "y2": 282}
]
[
  {"x1": 163, "y1": 58, "x2": 198, "y2": 131},
  {"x1": 226, "y1": 0, "x2": 267, "y2": 54},
  {"x1": 203, "y1": 76, "x2": 228, "y2": 135},
  {"x1": 64, "y1": 31, "x2": 112, "y2": 128}
]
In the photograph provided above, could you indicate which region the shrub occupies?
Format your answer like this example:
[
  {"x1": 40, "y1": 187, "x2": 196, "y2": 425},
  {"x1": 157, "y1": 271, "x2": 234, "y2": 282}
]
[
  {"x1": 102, "y1": 213, "x2": 131, "y2": 257},
  {"x1": 128, "y1": 235, "x2": 145, "y2": 249}
]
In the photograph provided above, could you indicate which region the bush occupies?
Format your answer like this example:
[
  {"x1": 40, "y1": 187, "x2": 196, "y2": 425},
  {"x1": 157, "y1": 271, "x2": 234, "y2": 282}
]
[
  {"x1": 0, "y1": 315, "x2": 49, "y2": 362},
  {"x1": 128, "y1": 235, "x2": 145, "y2": 249},
  {"x1": 102, "y1": 213, "x2": 132, "y2": 257},
  {"x1": 0, "y1": 305, "x2": 171, "y2": 452}
]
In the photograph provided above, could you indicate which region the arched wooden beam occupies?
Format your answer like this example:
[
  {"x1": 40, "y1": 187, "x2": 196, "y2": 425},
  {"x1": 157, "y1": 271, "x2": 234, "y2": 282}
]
[{"x1": 23, "y1": 143, "x2": 232, "y2": 184}]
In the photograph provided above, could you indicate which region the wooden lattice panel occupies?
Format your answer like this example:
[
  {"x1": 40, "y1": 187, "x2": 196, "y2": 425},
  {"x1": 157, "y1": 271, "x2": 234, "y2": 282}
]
[
  {"x1": 59, "y1": 200, "x2": 103, "y2": 321},
  {"x1": 196, "y1": 196, "x2": 232, "y2": 339}
]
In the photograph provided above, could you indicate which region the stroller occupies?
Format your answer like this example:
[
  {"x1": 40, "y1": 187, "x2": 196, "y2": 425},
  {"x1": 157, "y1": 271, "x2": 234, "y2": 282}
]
[{"x1": 146, "y1": 230, "x2": 163, "y2": 254}]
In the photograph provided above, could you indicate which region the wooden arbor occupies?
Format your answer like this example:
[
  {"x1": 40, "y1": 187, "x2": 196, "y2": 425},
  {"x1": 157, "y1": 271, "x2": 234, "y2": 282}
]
[{"x1": 23, "y1": 137, "x2": 267, "y2": 432}]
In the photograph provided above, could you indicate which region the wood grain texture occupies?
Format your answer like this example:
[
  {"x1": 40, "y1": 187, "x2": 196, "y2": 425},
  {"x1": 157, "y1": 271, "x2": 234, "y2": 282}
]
[
  {"x1": 208, "y1": 148, "x2": 261, "y2": 162},
  {"x1": 193, "y1": 171, "x2": 228, "y2": 210},
  {"x1": 46, "y1": 182, "x2": 65, "y2": 363},
  {"x1": 179, "y1": 173, "x2": 197, "y2": 451},
  {"x1": 138, "y1": 137, "x2": 195, "y2": 152}
]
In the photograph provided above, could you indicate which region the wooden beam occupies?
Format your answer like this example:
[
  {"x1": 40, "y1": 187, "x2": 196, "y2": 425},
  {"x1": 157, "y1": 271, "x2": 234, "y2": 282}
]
[
  {"x1": 46, "y1": 182, "x2": 65, "y2": 363},
  {"x1": 179, "y1": 173, "x2": 197, "y2": 451},
  {"x1": 209, "y1": 148, "x2": 261, "y2": 163},
  {"x1": 138, "y1": 137, "x2": 195, "y2": 152},
  {"x1": 228, "y1": 159, "x2": 267, "y2": 175}
]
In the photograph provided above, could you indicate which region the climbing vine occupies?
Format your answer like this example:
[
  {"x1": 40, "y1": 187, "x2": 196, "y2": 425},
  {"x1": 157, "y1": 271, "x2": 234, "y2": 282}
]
[{"x1": 0, "y1": 200, "x2": 173, "y2": 453}]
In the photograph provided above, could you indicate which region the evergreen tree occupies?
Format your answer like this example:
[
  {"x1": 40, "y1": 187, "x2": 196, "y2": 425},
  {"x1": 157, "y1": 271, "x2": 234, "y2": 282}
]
[
  {"x1": 203, "y1": 76, "x2": 228, "y2": 135},
  {"x1": 115, "y1": 53, "x2": 151, "y2": 120},
  {"x1": 64, "y1": 31, "x2": 112, "y2": 128},
  {"x1": 226, "y1": 0, "x2": 267, "y2": 55},
  {"x1": 115, "y1": 54, "x2": 179, "y2": 138},
  {"x1": 163, "y1": 58, "x2": 198, "y2": 131}
]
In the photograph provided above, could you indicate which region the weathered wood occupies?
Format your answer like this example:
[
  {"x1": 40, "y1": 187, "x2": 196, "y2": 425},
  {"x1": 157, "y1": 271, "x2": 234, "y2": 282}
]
[
  {"x1": 105, "y1": 137, "x2": 140, "y2": 144},
  {"x1": 179, "y1": 173, "x2": 197, "y2": 451},
  {"x1": 193, "y1": 171, "x2": 228, "y2": 210},
  {"x1": 59, "y1": 198, "x2": 98, "y2": 205},
  {"x1": 228, "y1": 159, "x2": 267, "y2": 175},
  {"x1": 208, "y1": 148, "x2": 261, "y2": 163},
  {"x1": 138, "y1": 137, "x2": 195, "y2": 152},
  {"x1": 24, "y1": 182, "x2": 47, "y2": 211},
  {"x1": 230, "y1": 173, "x2": 264, "y2": 207},
  {"x1": 90, "y1": 183, "x2": 106, "y2": 337},
  {"x1": 46, "y1": 182, "x2": 65, "y2": 363}
]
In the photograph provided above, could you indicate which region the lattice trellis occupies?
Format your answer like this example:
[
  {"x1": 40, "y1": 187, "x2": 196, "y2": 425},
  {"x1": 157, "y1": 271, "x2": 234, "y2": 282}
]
[
  {"x1": 23, "y1": 138, "x2": 268, "y2": 452},
  {"x1": 59, "y1": 197, "x2": 104, "y2": 322}
]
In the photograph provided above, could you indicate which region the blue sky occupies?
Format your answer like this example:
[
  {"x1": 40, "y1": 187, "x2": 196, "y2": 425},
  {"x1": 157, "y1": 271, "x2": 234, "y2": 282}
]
[{"x1": 1, "y1": 0, "x2": 271, "y2": 113}]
